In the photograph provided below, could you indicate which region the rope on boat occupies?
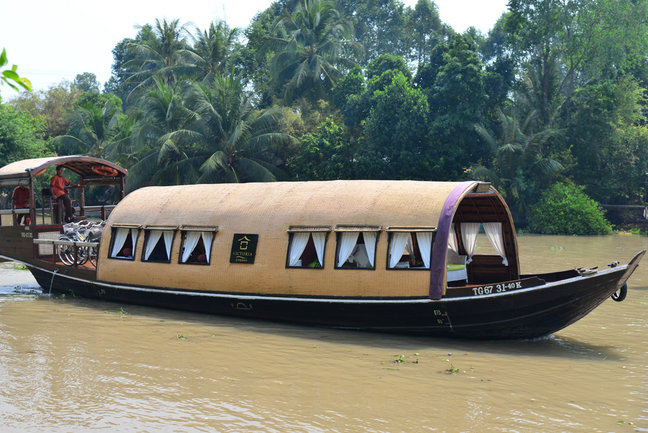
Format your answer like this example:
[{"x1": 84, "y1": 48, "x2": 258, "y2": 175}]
[{"x1": 48, "y1": 269, "x2": 59, "y2": 296}]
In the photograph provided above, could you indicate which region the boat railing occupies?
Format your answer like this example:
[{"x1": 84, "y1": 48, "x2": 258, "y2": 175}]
[
  {"x1": 0, "y1": 205, "x2": 116, "y2": 226},
  {"x1": 32, "y1": 238, "x2": 99, "y2": 269}
]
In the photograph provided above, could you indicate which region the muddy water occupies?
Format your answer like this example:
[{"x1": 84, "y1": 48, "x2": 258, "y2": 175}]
[{"x1": 0, "y1": 234, "x2": 646, "y2": 432}]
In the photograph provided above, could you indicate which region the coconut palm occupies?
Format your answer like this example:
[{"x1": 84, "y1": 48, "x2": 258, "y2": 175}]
[
  {"x1": 473, "y1": 109, "x2": 563, "y2": 221},
  {"x1": 182, "y1": 74, "x2": 295, "y2": 183},
  {"x1": 179, "y1": 21, "x2": 242, "y2": 83},
  {"x1": 124, "y1": 74, "x2": 294, "y2": 188},
  {"x1": 121, "y1": 78, "x2": 196, "y2": 189},
  {"x1": 52, "y1": 94, "x2": 126, "y2": 158},
  {"x1": 124, "y1": 19, "x2": 190, "y2": 100},
  {"x1": 270, "y1": 0, "x2": 360, "y2": 103}
]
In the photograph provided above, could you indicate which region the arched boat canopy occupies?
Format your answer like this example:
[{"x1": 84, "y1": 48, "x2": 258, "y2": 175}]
[
  {"x1": 0, "y1": 155, "x2": 127, "y2": 186},
  {"x1": 107, "y1": 180, "x2": 465, "y2": 230},
  {"x1": 430, "y1": 181, "x2": 478, "y2": 298},
  {"x1": 101, "y1": 180, "x2": 518, "y2": 299}
]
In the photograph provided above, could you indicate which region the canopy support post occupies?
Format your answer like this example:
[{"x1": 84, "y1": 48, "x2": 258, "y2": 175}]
[{"x1": 28, "y1": 175, "x2": 36, "y2": 231}]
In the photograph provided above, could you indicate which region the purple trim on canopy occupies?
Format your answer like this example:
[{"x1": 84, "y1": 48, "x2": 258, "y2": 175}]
[{"x1": 429, "y1": 181, "x2": 478, "y2": 299}]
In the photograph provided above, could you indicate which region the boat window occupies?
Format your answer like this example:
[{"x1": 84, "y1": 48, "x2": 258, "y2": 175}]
[
  {"x1": 387, "y1": 231, "x2": 435, "y2": 270},
  {"x1": 287, "y1": 232, "x2": 327, "y2": 268},
  {"x1": 180, "y1": 231, "x2": 215, "y2": 265},
  {"x1": 142, "y1": 229, "x2": 175, "y2": 263},
  {"x1": 335, "y1": 231, "x2": 379, "y2": 269},
  {"x1": 109, "y1": 228, "x2": 139, "y2": 260}
]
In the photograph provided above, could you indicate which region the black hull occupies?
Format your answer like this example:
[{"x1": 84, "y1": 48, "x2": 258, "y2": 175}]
[{"x1": 26, "y1": 261, "x2": 635, "y2": 339}]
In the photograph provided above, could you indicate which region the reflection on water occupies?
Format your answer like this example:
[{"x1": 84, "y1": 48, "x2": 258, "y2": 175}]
[{"x1": 0, "y1": 234, "x2": 647, "y2": 432}]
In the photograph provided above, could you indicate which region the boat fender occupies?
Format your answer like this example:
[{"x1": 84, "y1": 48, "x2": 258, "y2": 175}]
[{"x1": 611, "y1": 283, "x2": 627, "y2": 302}]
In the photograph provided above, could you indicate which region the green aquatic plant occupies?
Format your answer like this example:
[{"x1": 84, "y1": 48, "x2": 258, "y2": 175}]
[
  {"x1": 617, "y1": 420, "x2": 635, "y2": 426},
  {"x1": 444, "y1": 359, "x2": 459, "y2": 374},
  {"x1": 176, "y1": 332, "x2": 187, "y2": 340},
  {"x1": 391, "y1": 353, "x2": 419, "y2": 364}
]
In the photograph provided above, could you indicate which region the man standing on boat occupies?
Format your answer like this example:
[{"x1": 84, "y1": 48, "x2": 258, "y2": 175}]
[{"x1": 50, "y1": 166, "x2": 81, "y2": 223}]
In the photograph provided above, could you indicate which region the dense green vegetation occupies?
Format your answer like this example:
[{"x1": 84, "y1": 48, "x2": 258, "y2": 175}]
[
  {"x1": 3, "y1": 0, "x2": 648, "y2": 233},
  {"x1": 528, "y1": 183, "x2": 613, "y2": 235}
]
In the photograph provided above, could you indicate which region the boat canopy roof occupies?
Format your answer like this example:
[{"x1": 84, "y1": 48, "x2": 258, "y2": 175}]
[
  {"x1": 107, "y1": 180, "x2": 475, "y2": 229},
  {"x1": 106, "y1": 180, "x2": 517, "y2": 299},
  {"x1": 0, "y1": 155, "x2": 127, "y2": 186}
]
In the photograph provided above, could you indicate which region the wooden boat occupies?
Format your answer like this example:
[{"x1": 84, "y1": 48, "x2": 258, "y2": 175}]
[{"x1": 0, "y1": 156, "x2": 643, "y2": 339}]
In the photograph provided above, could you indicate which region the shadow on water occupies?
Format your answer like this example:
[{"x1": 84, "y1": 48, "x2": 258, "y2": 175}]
[{"x1": 33, "y1": 292, "x2": 625, "y2": 362}]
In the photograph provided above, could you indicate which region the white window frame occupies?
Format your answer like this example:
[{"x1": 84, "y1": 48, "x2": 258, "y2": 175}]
[
  {"x1": 286, "y1": 226, "x2": 330, "y2": 269},
  {"x1": 141, "y1": 226, "x2": 177, "y2": 263},
  {"x1": 108, "y1": 225, "x2": 140, "y2": 260},
  {"x1": 386, "y1": 227, "x2": 436, "y2": 270},
  {"x1": 334, "y1": 225, "x2": 381, "y2": 270},
  {"x1": 179, "y1": 225, "x2": 219, "y2": 265}
]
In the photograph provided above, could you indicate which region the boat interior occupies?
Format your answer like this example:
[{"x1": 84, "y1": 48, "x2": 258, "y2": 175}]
[{"x1": 446, "y1": 191, "x2": 519, "y2": 286}]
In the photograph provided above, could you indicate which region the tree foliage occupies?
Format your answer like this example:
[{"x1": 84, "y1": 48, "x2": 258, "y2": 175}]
[
  {"x1": 10, "y1": 81, "x2": 83, "y2": 138},
  {"x1": 288, "y1": 118, "x2": 353, "y2": 179},
  {"x1": 0, "y1": 104, "x2": 52, "y2": 166},
  {"x1": 528, "y1": 182, "x2": 613, "y2": 235},
  {"x1": 0, "y1": 49, "x2": 31, "y2": 93},
  {"x1": 52, "y1": 93, "x2": 126, "y2": 157},
  {"x1": 270, "y1": 0, "x2": 360, "y2": 103},
  {"x1": 3, "y1": 0, "x2": 643, "y2": 233}
]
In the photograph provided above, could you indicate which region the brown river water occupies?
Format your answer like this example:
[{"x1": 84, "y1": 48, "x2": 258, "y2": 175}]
[{"x1": 0, "y1": 234, "x2": 646, "y2": 432}]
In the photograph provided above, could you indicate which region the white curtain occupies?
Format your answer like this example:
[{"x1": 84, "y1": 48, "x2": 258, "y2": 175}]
[
  {"x1": 144, "y1": 231, "x2": 163, "y2": 260},
  {"x1": 110, "y1": 228, "x2": 129, "y2": 257},
  {"x1": 460, "y1": 222, "x2": 480, "y2": 263},
  {"x1": 416, "y1": 232, "x2": 434, "y2": 269},
  {"x1": 363, "y1": 231, "x2": 377, "y2": 267},
  {"x1": 289, "y1": 232, "x2": 310, "y2": 266},
  {"x1": 130, "y1": 229, "x2": 139, "y2": 256},
  {"x1": 389, "y1": 232, "x2": 410, "y2": 268},
  {"x1": 448, "y1": 223, "x2": 458, "y2": 254},
  {"x1": 337, "y1": 232, "x2": 359, "y2": 267},
  {"x1": 182, "y1": 231, "x2": 201, "y2": 263},
  {"x1": 163, "y1": 231, "x2": 174, "y2": 260},
  {"x1": 311, "y1": 232, "x2": 326, "y2": 266},
  {"x1": 483, "y1": 222, "x2": 508, "y2": 266},
  {"x1": 202, "y1": 232, "x2": 214, "y2": 264}
]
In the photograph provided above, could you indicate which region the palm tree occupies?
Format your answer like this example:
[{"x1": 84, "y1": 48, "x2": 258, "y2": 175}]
[
  {"x1": 179, "y1": 21, "x2": 242, "y2": 83},
  {"x1": 473, "y1": 109, "x2": 563, "y2": 221},
  {"x1": 52, "y1": 95, "x2": 126, "y2": 158},
  {"x1": 125, "y1": 19, "x2": 190, "y2": 100},
  {"x1": 270, "y1": 0, "x2": 360, "y2": 103},
  {"x1": 121, "y1": 78, "x2": 196, "y2": 189},
  {"x1": 124, "y1": 74, "x2": 294, "y2": 188},
  {"x1": 182, "y1": 74, "x2": 295, "y2": 182}
]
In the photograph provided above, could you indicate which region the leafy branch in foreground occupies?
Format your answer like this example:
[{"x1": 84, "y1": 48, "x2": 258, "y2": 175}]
[{"x1": 0, "y1": 48, "x2": 31, "y2": 92}]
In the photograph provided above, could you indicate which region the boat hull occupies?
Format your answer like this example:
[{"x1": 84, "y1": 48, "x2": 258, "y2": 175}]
[{"x1": 25, "y1": 262, "x2": 633, "y2": 339}]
